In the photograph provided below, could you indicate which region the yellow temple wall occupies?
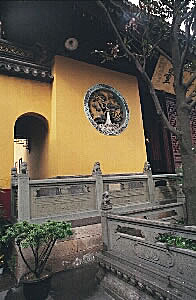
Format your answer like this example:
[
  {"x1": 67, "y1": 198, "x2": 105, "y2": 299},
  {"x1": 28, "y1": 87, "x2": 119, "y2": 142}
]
[
  {"x1": 0, "y1": 56, "x2": 147, "y2": 187},
  {"x1": 48, "y1": 56, "x2": 147, "y2": 176},
  {"x1": 0, "y1": 75, "x2": 51, "y2": 188}
]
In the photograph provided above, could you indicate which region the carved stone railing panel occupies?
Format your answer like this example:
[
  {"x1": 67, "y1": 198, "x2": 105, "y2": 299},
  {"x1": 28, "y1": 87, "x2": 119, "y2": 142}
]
[
  {"x1": 30, "y1": 179, "x2": 96, "y2": 219},
  {"x1": 98, "y1": 213, "x2": 196, "y2": 299},
  {"x1": 122, "y1": 202, "x2": 185, "y2": 223},
  {"x1": 153, "y1": 175, "x2": 178, "y2": 205},
  {"x1": 103, "y1": 175, "x2": 148, "y2": 207}
]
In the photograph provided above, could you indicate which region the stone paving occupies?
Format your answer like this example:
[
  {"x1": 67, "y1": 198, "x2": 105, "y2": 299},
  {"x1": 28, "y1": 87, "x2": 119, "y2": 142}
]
[
  {"x1": 0, "y1": 264, "x2": 113, "y2": 300},
  {"x1": 0, "y1": 286, "x2": 113, "y2": 300}
]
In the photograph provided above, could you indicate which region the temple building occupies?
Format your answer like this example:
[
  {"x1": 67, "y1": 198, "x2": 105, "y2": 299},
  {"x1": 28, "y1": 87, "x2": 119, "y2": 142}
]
[{"x1": 0, "y1": 1, "x2": 195, "y2": 217}]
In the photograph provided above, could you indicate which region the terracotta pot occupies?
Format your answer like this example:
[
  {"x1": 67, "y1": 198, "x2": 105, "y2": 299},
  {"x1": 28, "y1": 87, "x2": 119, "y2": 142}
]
[{"x1": 21, "y1": 272, "x2": 52, "y2": 300}]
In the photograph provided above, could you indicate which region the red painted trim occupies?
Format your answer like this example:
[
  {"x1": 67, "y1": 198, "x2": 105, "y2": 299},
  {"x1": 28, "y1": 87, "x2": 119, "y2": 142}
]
[{"x1": 0, "y1": 189, "x2": 11, "y2": 219}]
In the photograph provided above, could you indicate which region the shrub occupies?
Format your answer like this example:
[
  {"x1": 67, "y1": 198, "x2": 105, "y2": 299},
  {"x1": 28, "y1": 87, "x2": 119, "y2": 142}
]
[
  {"x1": 157, "y1": 233, "x2": 196, "y2": 251},
  {"x1": 1, "y1": 220, "x2": 73, "y2": 279}
]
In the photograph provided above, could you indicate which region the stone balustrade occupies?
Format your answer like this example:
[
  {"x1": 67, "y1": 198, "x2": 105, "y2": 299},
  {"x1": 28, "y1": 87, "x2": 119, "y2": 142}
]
[
  {"x1": 11, "y1": 161, "x2": 184, "y2": 225},
  {"x1": 97, "y1": 203, "x2": 196, "y2": 300}
]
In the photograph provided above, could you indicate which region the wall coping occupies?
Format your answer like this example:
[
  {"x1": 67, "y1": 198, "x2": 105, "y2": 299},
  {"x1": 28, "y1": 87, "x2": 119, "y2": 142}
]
[
  {"x1": 29, "y1": 176, "x2": 96, "y2": 185},
  {"x1": 29, "y1": 209, "x2": 99, "y2": 224},
  {"x1": 107, "y1": 213, "x2": 196, "y2": 236},
  {"x1": 119, "y1": 202, "x2": 183, "y2": 215}
]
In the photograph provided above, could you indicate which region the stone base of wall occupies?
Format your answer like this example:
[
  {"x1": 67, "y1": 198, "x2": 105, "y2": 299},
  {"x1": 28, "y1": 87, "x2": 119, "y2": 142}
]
[{"x1": 16, "y1": 223, "x2": 102, "y2": 280}]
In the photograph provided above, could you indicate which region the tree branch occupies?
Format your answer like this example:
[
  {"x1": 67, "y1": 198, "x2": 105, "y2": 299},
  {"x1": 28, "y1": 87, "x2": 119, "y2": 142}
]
[
  {"x1": 180, "y1": 7, "x2": 196, "y2": 83},
  {"x1": 178, "y1": 0, "x2": 191, "y2": 11},
  {"x1": 190, "y1": 99, "x2": 196, "y2": 109},
  {"x1": 111, "y1": 0, "x2": 172, "y2": 63},
  {"x1": 39, "y1": 240, "x2": 53, "y2": 262},
  {"x1": 186, "y1": 89, "x2": 196, "y2": 103},
  {"x1": 97, "y1": 0, "x2": 180, "y2": 137},
  {"x1": 30, "y1": 245, "x2": 38, "y2": 271},
  {"x1": 171, "y1": 10, "x2": 182, "y2": 86},
  {"x1": 18, "y1": 245, "x2": 34, "y2": 275},
  {"x1": 185, "y1": 73, "x2": 196, "y2": 91},
  {"x1": 142, "y1": 55, "x2": 146, "y2": 71},
  {"x1": 97, "y1": 1, "x2": 138, "y2": 61},
  {"x1": 161, "y1": 0, "x2": 174, "y2": 10},
  {"x1": 110, "y1": 0, "x2": 125, "y2": 12},
  {"x1": 39, "y1": 240, "x2": 56, "y2": 276},
  {"x1": 143, "y1": 74, "x2": 180, "y2": 136},
  {"x1": 155, "y1": 46, "x2": 172, "y2": 63}
]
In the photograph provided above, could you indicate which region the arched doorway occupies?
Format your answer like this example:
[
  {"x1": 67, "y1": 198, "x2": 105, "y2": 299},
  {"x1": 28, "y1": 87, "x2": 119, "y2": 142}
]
[{"x1": 14, "y1": 113, "x2": 49, "y2": 179}]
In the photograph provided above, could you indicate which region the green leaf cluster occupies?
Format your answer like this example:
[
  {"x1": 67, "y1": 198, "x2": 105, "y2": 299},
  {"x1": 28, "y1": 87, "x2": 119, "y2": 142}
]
[
  {"x1": 0, "y1": 221, "x2": 73, "y2": 279},
  {"x1": 0, "y1": 216, "x2": 12, "y2": 268},
  {"x1": 157, "y1": 233, "x2": 196, "y2": 251},
  {"x1": 1, "y1": 221, "x2": 72, "y2": 248}
]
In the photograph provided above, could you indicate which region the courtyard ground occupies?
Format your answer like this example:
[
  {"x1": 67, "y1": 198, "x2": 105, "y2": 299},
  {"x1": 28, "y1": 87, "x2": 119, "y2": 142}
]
[{"x1": 0, "y1": 264, "x2": 113, "y2": 300}]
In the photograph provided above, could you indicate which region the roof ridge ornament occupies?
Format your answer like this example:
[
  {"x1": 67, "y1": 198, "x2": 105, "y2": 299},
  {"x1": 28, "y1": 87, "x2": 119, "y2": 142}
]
[{"x1": 65, "y1": 37, "x2": 79, "y2": 51}]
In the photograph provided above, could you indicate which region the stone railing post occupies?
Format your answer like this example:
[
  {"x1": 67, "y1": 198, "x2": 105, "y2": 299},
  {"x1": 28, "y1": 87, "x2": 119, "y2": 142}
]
[
  {"x1": 176, "y1": 182, "x2": 185, "y2": 203},
  {"x1": 92, "y1": 162, "x2": 103, "y2": 210},
  {"x1": 176, "y1": 171, "x2": 185, "y2": 203},
  {"x1": 143, "y1": 161, "x2": 155, "y2": 203},
  {"x1": 176, "y1": 172, "x2": 186, "y2": 221},
  {"x1": 11, "y1": 167, "x2": 18, "y2": 219},
  {"x1": 101, "y1": 191, "x2": 112, "y2": 251},
  {"x1": 18, "y1": 162, "x2": 30, "y2": 221}
]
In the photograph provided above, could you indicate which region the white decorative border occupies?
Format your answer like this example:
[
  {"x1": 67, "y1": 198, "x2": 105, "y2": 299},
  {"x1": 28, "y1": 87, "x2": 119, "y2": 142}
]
[{"x1": 84, "y1": 84, "x2": 130, "y2": 136}]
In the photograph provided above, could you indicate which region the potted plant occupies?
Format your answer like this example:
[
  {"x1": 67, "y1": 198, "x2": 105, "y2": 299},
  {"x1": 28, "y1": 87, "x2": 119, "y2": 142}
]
[{"x1": 1, "y1": 220, "x2": 73, "y2": 300}]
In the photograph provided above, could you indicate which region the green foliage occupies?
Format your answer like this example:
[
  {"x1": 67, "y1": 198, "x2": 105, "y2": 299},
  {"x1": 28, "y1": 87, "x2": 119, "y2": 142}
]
[
  {"x1": 157, "y1": 233, "x2": 196, "y2": 251},
  {"x1": 0, "y1": 214, "x2": 12, "y2": 269},
  {"x1": 2, "y1": 221, "x2": 72, "y2": 248},
  {"x1": 0, "y1": 221, "x2": 73, "y2": 279}
]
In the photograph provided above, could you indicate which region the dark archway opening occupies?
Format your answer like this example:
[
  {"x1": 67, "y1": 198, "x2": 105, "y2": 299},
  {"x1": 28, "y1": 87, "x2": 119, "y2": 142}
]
[{"x1": 14, "y1": 113, "x2": 48, "y2": 179}]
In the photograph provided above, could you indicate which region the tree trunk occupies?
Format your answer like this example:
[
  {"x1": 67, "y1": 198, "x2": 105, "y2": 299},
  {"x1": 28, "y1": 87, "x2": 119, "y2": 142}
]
[
  {"x1": 181, "y1": 152, "x2": 196, "y2": 225},
  {"x1": 176, "y1": 106, "x2": 196, "y2": 225}
]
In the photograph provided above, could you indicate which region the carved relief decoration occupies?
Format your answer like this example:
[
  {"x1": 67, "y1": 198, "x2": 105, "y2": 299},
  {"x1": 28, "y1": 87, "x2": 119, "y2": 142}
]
[
  {"x1": 0, "y1": 41, "x2": 33, "y2": 59},
  {"x1": 31, "y1": 182, "x2": 95, "y2": 218},
  {"x1": 84, "y1": 84, "x2": 129, "y2": 135},
  {"x1": 133, "y1": 242, "x2": 174, "y2": 268},
  {"x1": 92, "y1": 161, "x2": 102, "y2": 176},
  {"x1": 101, "y1": 191, "x2": 112, "y2": 210}
]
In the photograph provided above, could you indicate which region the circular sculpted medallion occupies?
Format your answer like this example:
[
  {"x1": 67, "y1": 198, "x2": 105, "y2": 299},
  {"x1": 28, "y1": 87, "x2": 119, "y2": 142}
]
[{"x1": 84, "y1": 84, "x2": 129, "y2": 136}]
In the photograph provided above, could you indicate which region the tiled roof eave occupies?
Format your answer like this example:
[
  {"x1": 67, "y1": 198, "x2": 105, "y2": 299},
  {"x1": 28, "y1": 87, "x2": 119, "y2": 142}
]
[{"x1": 0, "y1": 55, "x2": 53, "y2": 83}]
